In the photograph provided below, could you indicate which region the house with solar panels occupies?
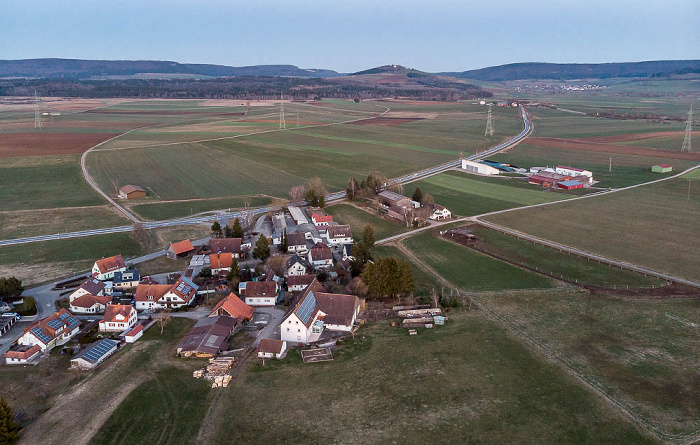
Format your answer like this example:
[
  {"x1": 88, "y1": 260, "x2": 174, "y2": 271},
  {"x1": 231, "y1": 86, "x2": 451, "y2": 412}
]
[
  {"x1": 17, "y1": 309, "x2": 80, "y2": 352},
  {"x1": 134, "y1": 276, "x2": 199, "y2": 311},
  {"x1": 71, "y1": 339, "x2": 119, "y2": 370}
]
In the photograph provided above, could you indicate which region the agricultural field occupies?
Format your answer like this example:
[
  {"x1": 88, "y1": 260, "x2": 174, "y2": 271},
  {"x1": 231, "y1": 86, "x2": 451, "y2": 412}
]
[
  {"x1": 464, "y1": 225, "x2": 665, "y2": 288},
  {"x1": 198, "y1": 312, "x2": 654, "y2": 444},
  {"x1": 129, "y1": 195, "x2": 274, "y2": 221},
  {"x1": 0, "y1": 225, "x2": 208, "y2": 286},
  {"x1": 401, "y1": 230, "x2": 557, "y2": 291},
  {"x1": 408, "y1": 170, "x2": 572, "y2": 216},
  {"x1": 476, "y1": 289, "x2": 700, "y2": 441},
  {"x1": 325, "y1": 203, "x2": 408, "y2": 241},
  {"x1": 485, "y1": 174, "x2": 700, "y2": 282}
]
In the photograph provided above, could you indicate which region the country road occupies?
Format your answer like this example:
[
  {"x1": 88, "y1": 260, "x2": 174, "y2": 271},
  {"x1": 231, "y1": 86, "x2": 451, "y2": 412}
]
[{"x1": 1, "y1": 105, "x2": 531, "y2": 247}]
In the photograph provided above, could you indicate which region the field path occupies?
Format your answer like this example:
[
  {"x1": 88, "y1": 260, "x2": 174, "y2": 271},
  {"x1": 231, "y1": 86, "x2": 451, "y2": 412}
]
[{"x1": 393, "y1": 240, "x2": 699, "y2": 445}]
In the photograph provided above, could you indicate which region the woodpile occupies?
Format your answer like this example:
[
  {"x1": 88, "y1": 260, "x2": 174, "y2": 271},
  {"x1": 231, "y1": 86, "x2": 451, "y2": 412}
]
[
  {"x1": 192, "y1": 356, "x2": 235, "y2": 388},
  {"x1": 401, "y1": 317, "x2": 435, "y2": 327},
  {"x1": 397, "y1": 308, "x2": 442, "y2": 318}
]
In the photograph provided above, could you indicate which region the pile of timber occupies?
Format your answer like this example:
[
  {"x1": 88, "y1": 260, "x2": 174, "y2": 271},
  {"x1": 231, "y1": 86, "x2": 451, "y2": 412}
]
[
  {"x1": 397, "y1": 308, "x2": 442, "y2": 318},
  {"x1": 401, "y1": 317, "x2": 435, "y2": 327},
  {"x1": 192, "y1": 356, "x2": 235, "y2": 388},
  {"x1": 392, "y1": 304, "x2": 431, "y2": 311}
]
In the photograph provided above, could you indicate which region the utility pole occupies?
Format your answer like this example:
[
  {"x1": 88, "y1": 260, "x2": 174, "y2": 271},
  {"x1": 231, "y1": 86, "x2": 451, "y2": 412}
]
[
  {"x1": 681, "y1": 104, "x2": 693, "y2": 152},
  {"x1": 296, "y1": 104, "x2": 300, "y2": 128},
  {"x1": 34, "y1": 89, "x2": 42, "y2": 129},
  {"x1": 279, "y1": 91, "x2": 286, "y2": 130},
  {"x1": 484, "y1": 104, "x2": 494, "y2": 136},
  {"x1": 609, "y1": 157, "x2": 612, "y2": 172}
]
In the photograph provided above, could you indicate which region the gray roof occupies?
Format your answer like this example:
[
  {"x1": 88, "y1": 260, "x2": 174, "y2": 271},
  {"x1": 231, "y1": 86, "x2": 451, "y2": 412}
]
[{"x1": 73, "y1": 339, "x2": 119, "y2": 364}]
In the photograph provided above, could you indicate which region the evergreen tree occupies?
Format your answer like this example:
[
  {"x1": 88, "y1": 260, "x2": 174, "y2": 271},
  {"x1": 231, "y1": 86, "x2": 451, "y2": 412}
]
[
  {"x1": 226, "y1": 260, "x2": 241, "y2": 283},
  {"x1": 0, "y1": 277, "x2": 23, "y2": 299},
  {"x1": 223, "y1": 225, "x2": 234, "y2": 238},
  {"x1": 361, "y1": 223, "x2": 375, "y2": 249},
  {"x1": 319, "y1": 196, "x2": 325, "y2": 208},
  {"x1": 361, "y1": 256, "x2": 414, "y2": 300},
  {"x1": 412, "y1": 187, "x2": 423, "y2": 203},
  {"x1": 252, "y1": 235, "x2": 271, "y2": 261},
  {"x1": 210, "y1": 221, "x2": 222, "y2": 238},
  {"x1": 346, "y1": 177, "x2": 359, "y2": 200},
  {"x1": 231, "y1": 218, "x2": 244, "y2": 238},
  {"x1": 0, "y1": 396, "x2": 19, "y2": 445}
]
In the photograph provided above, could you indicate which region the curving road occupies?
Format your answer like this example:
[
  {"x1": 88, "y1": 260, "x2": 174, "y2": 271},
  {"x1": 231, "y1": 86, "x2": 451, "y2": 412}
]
[{"x1": 1, "y1": 106, "x2": 532, "y2": 247}]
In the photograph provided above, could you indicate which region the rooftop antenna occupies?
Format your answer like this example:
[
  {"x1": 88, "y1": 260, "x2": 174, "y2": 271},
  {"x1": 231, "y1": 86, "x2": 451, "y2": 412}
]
[
  {"x1": 484, "y1": 104, "x2": 494, "y2": 137},
  {"x1": 681, "y1": 104, "x2": 693, "y2": 152},
  {"x1": 34, "y1": 90, "x2": 42, "y2": 129},
  {"x1": 279, "y1": 91, "x2": 286, "y2": 130}
]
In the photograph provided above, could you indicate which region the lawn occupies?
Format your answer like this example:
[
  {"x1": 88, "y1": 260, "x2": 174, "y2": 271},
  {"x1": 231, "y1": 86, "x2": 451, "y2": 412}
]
[
  {"x1": 130, "y1": 195, "x2": 274, "y2": 221},
  {"x1": 485, "y1": 176, "x2": 700, "y2": 282},
  {"x1": 0, "y1": 206, "x2": 129, "y2": 240},
  {"x1": 325, "y1": 203, "x2": 408, "y2": 241},
  {"x1": 202, "y1": 312, "x2": 655, "y2": 444},
  {"x1": 372, "y1": 244, "x2": 438, "y2": 297},
  {"x1": 409, "y1": 171, "x2": 571, "y2": 216},
  {"x1": 476, "y1": 290, "x2": 700, "y2": 440},
  {"x1": 466, "y1": 225, "x2": 665, "y2": 288},
  {"x1": 402, "y1": 230, "x2": 557, "y2": 291}
]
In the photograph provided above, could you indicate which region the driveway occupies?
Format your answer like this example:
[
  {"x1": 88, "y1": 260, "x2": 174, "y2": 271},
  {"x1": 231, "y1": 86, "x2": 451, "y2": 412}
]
[{"x1": 251, "y1": 306, "x2": 285, "y2": 346}]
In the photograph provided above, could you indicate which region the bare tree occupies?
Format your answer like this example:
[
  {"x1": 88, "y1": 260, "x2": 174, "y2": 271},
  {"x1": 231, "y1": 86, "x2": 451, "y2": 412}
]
[
  {"x1": 348, "y1": 276, "x2": 369, "y2": 299},
  {"x1": 130, "y1": 222, "x2": 148, "y2": 246},
  {"x1": 422, "y1": 192, "x2": 435, "y2": 204},
  {"x1": 112, "y1": 178, "x2": 121, "y2": 197},
  {"x1": 158, "y1": 310, "x2": 171, "y2": 334},
  {"x1": 289, "y1": 185, "x2": 306, "y2": 203},
  {"x1": 266, "y1": 254, "x2": 287, "y2": 277},
  {"x1": 431, "y1": 287, "x2": 440, "y2": 308}
]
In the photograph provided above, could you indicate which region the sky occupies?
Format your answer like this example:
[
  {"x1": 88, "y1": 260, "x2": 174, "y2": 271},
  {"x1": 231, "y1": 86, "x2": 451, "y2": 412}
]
[{"x1": 1, "y1": 0, "x2": 698, "y2": 73}]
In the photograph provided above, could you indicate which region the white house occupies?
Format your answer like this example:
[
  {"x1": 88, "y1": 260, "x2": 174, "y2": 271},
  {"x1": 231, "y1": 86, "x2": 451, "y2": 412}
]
[
  {"x1": 326, "y1": 225, "x2": 353, "y2": 246},
  {"x1": 308, "y1": 243, "x2": 334, "y2": 270},
  {"x1": 286, "y1": 233, "x2": 308, "y2": 254},
  {"x1": 3, "y1": 345, "x2": 42, "y2": 365},
  {"x1": 244, "y1": 281, "x2": 278, "y2": 306},
  {"x1": 99, "y1": 304, "x2": 138, "y2": 332},
  {"x1": 555, "y1": 165, "x2": 593, "y2": 184},
  {"x1": 461, "y1": 159, "x2": 500, "y2": 175},
  {"x1": 287, "y1": 274, "x2": 317, "y2": 292},
  {"x1": 257, "y1": 339, "x2": 287, "y2": 359},
  {"x1": 134, "y1": 284, "x2": 171, "y2": 311},
  {"x1": 426, "y1": 203, "x2": 452, "y2": 220},
  {"x1": 133, "y1": 276, "x2": 198, "y2": 311},
  {"x1": 311, "y1": 213, "x2": 333, "y2": 226},
  {"x1": 17, "y1": 309, "x2": 80, "y2": 352},
  {"x1": 210, "y1": 253, "x2": 234, "y2": 276},
  {"x1": 123, "y1": 324, "x2": 144, "y2": 343},
  {"x1": 92, "y1": 255, "x2": 127, "y2": 281},
  {"x1": 285, "y1": 255, "x2": 310, "y2": 277},
  {"x1": 69, "y1": 277, "x2": 107, "y2": 302},
  {"x1": 280, "y1": 290, "x2": 360, "y2": 344},
  {"x1": 69, "y1": 294, "x2": 112, "y2": 314}
]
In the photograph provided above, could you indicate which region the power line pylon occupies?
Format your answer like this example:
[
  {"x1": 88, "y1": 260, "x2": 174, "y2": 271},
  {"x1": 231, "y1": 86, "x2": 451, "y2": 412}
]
[
  {"x1": 279, "y1": 91, "x2": 286, "y2": 130},
  {"x1": 681, "y1": 104, "x2": 693, "y2": 152},
  {"x1": 34, "y1": 90, "x2": 42, "y2": 129},
  {"x1": 484, "y1": 104, "x2": 494, "y2": 136}
]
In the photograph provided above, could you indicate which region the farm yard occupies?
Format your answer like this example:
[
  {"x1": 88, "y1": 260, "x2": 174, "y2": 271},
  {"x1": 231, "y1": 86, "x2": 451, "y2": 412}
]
[
  {"x1": 485, "y1": 174, "x2": 700, "y2": 282},
  {"x1": 325, "y1": 203, "x2": 408, "y2": 241}
]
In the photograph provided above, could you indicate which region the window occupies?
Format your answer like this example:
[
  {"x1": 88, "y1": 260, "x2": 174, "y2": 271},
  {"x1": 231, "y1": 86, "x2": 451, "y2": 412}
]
[{"x1": 286, "y1": 328, "x2": 289, "y2": 331}]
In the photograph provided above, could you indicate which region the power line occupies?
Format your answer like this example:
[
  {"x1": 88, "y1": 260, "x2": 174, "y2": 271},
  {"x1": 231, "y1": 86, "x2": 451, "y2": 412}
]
[
  {"x1": 681, "y1": 104, "x2": 693, "y2": 152},
  {"x1": 484, "y1": 104, "x2": 494, "y2": 136},
  {"x1": 34, "y1": 90, "x2": 42, "y2": 129},
  {"x1": 279, "y1": 91, "x2": 286, "y2": 130}
]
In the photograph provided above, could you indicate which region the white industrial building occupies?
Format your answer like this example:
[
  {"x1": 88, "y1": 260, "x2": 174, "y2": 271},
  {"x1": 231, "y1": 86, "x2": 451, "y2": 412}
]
[
  {"x1": 461, "y1": 159, "x2": 500, "y2": 175},
  {"x1": 555, "y1": 165, "x2": 593, "y2": 183}
]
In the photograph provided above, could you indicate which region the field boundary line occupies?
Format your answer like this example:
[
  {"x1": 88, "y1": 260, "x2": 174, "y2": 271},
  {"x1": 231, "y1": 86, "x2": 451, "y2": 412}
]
[{"x1": 393, "y1": 240, "x2": 700, "y2": 445}]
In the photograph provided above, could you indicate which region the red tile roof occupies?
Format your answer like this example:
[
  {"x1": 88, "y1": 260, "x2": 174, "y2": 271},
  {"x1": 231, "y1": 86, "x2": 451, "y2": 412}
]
[
  {"x1": 169, "y1": 239, "x2": 194, "y2": 255},
  {"x1": 209, "y1": 293, "x2": 255, "y2": 320},
  {"x1": 3, "y1": 345, "x2": 41, "y2": 360},
  {"x1": 310, "y1": 246, "x2": 333, "y2": 261},
  {"x1": 120, "y1": 184, "x2": 146, "y2": 194},
  {"x1": 210, "y1": 253, "x2": 234, "y2": 270},
  {"x1": 124, "y1": 324, "x2": 144, "y2": 337},
  {"x1": 656, "y1": 164, "x2": 672, "y2": 168},
  {"x1": 134, "y1": 284, "x2": 171, "y2": 302},
  {"x1": 102, "y1": 305, "x2": 134, "y2": 324},
  {"x1": 95, "y1": 255, "x2": 126, "y2": 274},
  {"x1": 257, "y1": 338, "x2": 284, "y2": 355},
  {"x1": 245, "y1": 281, "x2": 277, "y2": 299},
  {"x1": 70, "y1": 294, "x2": 111, "y2": 309},
  {"x1": 211, "y1": 238, "x2": 242, "y2": 254},
  {"x1": 314, "y1": 292, "x2": 359, "y2": 326},
  {"x1": 312, "y1": 214, "x2": 333, "y2": 223}
]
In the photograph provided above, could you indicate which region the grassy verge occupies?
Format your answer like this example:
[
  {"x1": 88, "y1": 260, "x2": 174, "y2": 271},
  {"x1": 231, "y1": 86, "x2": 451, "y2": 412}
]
[
  {"x1": 204, "y1": 312, "x2": 655, "y2": 444},
  {"x1": 402, "y1": 230, "x2": 557, "y2": 291},
  {"x1": 325, "y1": 203, "x2": 408, "y2": 241},
  {"x1": 130, "y1": 195, "x2": 273, "y2": 221}
]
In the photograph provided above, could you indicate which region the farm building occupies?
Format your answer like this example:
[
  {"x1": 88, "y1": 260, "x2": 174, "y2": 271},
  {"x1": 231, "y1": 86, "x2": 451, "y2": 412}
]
[
  {"x1": 377, "y1": 190, "x2": 412, "y2": 208},
  {"x1": 118, "y1": 185, "x2": 147, "y2": 200},
  {"x1": 209, "y1": 293, "x2": 256, "y2": 321},
  {"x1": 652, "y1": 164, "x2": 673, "y2": 173},
  {"x1": 71, "y1": 339, "x2": 119, "y2": 370},
  {"x1": 0, "y1": 315, "x2": 16, "y2": 336},
  {"x1": 167, "y1": 239, "x2": 195, "y2": 259},
  {"x1": 3, "y1": 344, "x2": 41, "y2": 365},
  {"x1": 461, "y1": 159, "x2": 500, "y2": 175},
  {"x1": 288, "y1": 206, "x2": 309, "y2": 225},
  {"x1": 556, "y1": 165, "x2": 593, "y2": 184},
  {"x1": 326, "y1": 225, "x2": 353, "y2": 246},
  {"x1": 244, "y1": 281, "x2": 278, "y2": 306},
  {"x1": 176, "y1": 316, "x2": 237, "y2": 358},
  {"x1": 387, "y1": 205, "x2": 412, "y2": 222},
  {"x1": 481, "y1": 160, "x2": 515, "y2": 173},
  {"x1": 257, "y1": 339, "x2": 287, "y2": 359},
  {"x1": 557, "y1": 180, "x2": 585, "y2": 190}
]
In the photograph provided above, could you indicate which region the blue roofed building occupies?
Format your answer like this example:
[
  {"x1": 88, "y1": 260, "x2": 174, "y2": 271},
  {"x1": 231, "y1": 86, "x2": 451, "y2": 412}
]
[
  {"x1": 70, "y1": 339, "x2": 119, "y2": 370},
  {"x1": 17, "y1": 309, "x2": 81, "y2": 352}
]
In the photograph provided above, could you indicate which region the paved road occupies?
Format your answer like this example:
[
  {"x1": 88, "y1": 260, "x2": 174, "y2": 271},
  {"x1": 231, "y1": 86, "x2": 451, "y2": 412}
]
[
  {"x1": 250, "y1": 306, "x2": 286, "y2": 346},
  {"x1": 0, "y1": 106, "x2": 532, "y2": 247}
]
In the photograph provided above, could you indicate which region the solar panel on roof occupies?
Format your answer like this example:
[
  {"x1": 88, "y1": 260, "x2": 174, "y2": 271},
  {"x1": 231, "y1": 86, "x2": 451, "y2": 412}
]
[
  {"x1": 296, "y1": 292, "x2": 318, "y2": 324},
  {"x1": 58, "y1": 312, "x2": 71, "y2": 320},
  {"x1": 80, "y1": 339, "x2": 118, "y2": 363},
  {"x1": 47, "y1": 318, "x2": 64, "y2": 329},
  {"x1": 31, "y1": 326, "x2": 51, "y2": 343}
]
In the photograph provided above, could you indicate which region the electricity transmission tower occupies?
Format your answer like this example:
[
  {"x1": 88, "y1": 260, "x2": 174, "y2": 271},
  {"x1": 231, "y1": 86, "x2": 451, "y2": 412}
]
[
  {"x1": 681, "y1": 104, "x2": 693, "y2": 152},
  {"x1": 279, "y1": 92, "x2": 286, "y2": 129},
  {"x1": 34, "y1": 90, "x2": 42, "y2": 129},
  {"x1": 484, "y1": 104, "x2": 494, "y2": 136}
]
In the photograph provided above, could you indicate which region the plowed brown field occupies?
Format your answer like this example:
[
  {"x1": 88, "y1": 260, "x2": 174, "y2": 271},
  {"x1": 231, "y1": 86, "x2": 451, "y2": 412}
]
[
  {"x1": 0, "y1": 132, "x2": 120, "y2": 157},
  {"x1": 527, "y1": 137, "x2": 700, "y2": 161},
  {"x1": 581, "y1": 131, "x2": 685, "y2": 143}
]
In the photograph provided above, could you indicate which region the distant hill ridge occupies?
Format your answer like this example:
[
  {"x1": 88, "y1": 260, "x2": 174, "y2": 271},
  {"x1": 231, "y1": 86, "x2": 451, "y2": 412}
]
[
  {"x1": 0, "y1": 58, "x2": 342, "y2": 79},
  {"x1": 441, "y1": 60, "x2": 700, "y2": 81}
]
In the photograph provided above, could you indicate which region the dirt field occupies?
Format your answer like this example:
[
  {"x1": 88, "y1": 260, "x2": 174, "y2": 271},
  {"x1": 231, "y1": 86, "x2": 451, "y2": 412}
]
[
  {"x1": 0, "y1": 132, "x2": 121, "y2": 157},
  {"x1": 86, "y1": 109, "x2": 245, "y2": 117},
  {"x1": 349, "y1": 117, "x2": 424, "y2": 126},
  {"x1": 0, "y1": 120, "x2": 148, "y2": 130},
  {"x1": 0, "y1": 97, "x2": 121, "y2": 111},
  {"x1": 527, "y1": 136, "x2": 700, "y2": 161},
  {"x1": 582, "y1": 131, "x2": 686, "y2": 143}
]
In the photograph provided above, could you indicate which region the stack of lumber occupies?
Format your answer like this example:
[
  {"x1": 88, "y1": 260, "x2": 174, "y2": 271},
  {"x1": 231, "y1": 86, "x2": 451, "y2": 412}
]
[
  {"x1": 401, "y1": 317, "x2": 435, "y2": 327},
  {"x1": 211, "y1": 375, "x2": 232, "y2": 388},
  {"x1": 397, "y1": 308, "x2": 442, "y2": 318}
]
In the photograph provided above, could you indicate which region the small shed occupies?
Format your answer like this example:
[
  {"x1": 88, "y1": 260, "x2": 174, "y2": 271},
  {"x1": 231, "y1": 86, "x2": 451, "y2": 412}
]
[
  {"x1": 71, "y1": 339, "x2": 119, "y2": 370},
  {"x1": 167, "y1": 239, "x2": 195, "y2": 259},
  {"x1": 123, "y1": 324, "x2": 144, "y2": 343},
  {"x1": 557, "y1": 180, "x2": 584, "y2": 190},
  {"x1": 118, "y1": 185, "x2": 147, "y2": 200},
  {"x1": 651, "y1": 164, "x2": 673, "y2": 173},
  {"x1": 257, "y1": 339, "x2": 287, "y2": 359}
]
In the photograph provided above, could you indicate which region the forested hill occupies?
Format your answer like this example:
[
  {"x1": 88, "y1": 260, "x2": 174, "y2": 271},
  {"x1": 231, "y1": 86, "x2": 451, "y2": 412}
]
[
  {"x1": 442, "y1": 60, "x2": 700, "y2": 81},
  {"x1": 0, "y1": 58, "x2": 342, "y2": 79}
]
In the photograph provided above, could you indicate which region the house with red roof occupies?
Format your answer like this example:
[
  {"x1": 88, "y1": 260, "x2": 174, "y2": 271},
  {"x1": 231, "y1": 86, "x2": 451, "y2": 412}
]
[
  {"x1": 167, "y1": 239, "x2": 195, "y2": 259},
  {"x1": 134, "y1": 277, "x2": 199, "y2": 311},
  {"x1": 243, "y1": 281, "x2": 278, "y2": 306},
  {"x1": 69, "y1": 294, "x2": 112, "y2": 314},
  {"x1": 99, "y1": 304, "x2": 138, "y2": 332},
  {"x1": 17, "y1": 309, "x2": 81, "y2": 352},
  {"x1": 92, "y1": 255, "x2": 127, "y2": 281},
  {"x1": 3, "y1": 344, "x2": 42, "y2": 365},
  {"x1": 311, "y1": 213, "x2": 333, "y2": 226},
  {"x1": 210, "y1": 253, "x2": 234, "y2": 277},
  {"x1": 118, "y1": 184, "x2": 147, "y2": 199},
  {"x1": 209, "y1": 293, "x2": 255, "y2": 321}
]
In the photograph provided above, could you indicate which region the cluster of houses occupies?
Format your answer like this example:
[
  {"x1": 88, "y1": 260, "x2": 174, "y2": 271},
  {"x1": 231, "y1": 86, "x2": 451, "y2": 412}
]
[{"x1": 376, "y1": 190, "x2": 451, "y2": 223}]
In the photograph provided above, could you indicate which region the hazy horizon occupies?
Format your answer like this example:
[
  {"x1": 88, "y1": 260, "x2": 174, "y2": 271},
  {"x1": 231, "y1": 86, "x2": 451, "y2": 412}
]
[{"x1": 2, "y1": 0, "x2": 698, "y2": 73}]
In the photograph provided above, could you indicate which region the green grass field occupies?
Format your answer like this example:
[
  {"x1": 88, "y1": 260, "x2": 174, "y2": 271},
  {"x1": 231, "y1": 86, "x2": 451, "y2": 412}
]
[
  {"x1": 402, "y1": 230, "x2": 557, "y2": 291},
  {"x1": 130, "y1": 196, "x2": 273, "y2": 221},
  {"x1": 325, "y1": 203, "x2": 408, "y2": 241},
  {"x1": 486, "y1": 176, "x2": 700, "y2": 282},
  {"x1": 372, "y1": 244, "x2": 438, "y2": 297},
  {"x1": 476, "y1": 290, "x2": 700, "y2": 439},
  {"x1": 0, "y1": 206, "x2": 129, "y2": 239},
  {"x1": 201, "y1": 312, "x2": 654, "y2": 444},
  {"x1": 409, "y1": 171, "x2": 571, "y2": 216}
]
